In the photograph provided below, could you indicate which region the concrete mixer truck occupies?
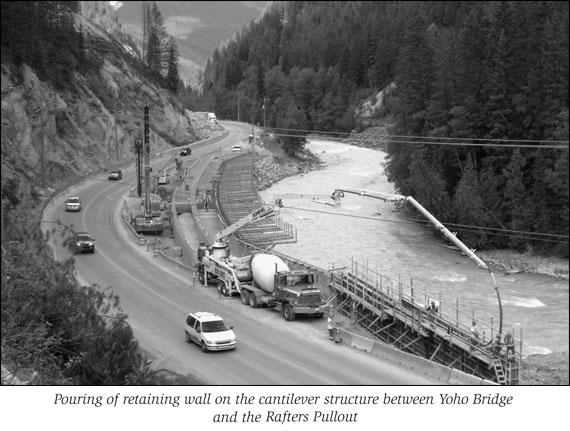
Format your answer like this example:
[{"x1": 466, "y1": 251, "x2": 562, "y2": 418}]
[
  {"x1": 196, "y1": 205, "x2": 275, "y2": 294},
  {"x1": 196, "y1": 205, "x2": 326, "y2": 321},
  {"x1": 197, "y1": 247, "x2": 325, "y2": 321},
  {"x1": 238, "y1": 253, "x2": 325, "y2": 321}
]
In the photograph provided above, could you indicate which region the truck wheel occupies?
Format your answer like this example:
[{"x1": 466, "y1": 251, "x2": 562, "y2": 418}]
[
  {"x1": 201, "y1": 341, "x2": 208, "y2": 352},
  {"x1": 249, "y1": 293, "x2": 257, "y2": 308},
  {"x1": 240, "y1": 290, "x2": 249, "y2": 305},
  {"x1": 283, "y1": 304, "x2": 296, "y2": 321},
  {"x1": 185, "y1": 331, "x2": 191, "y2": 343}
]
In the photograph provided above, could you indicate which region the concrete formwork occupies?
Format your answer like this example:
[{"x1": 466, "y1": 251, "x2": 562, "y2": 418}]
[{"x1": 330, "y1": 260, "x2": 522, "y2": 385}]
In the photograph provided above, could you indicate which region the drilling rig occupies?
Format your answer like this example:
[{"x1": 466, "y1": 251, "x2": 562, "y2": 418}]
[{"x1": 133, "y1": 105, "x2": 164, "y2": 234}]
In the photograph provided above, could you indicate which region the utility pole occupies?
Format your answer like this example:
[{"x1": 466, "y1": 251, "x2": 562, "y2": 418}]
[
  {"x1": 114, "y1": 93, "x2": 119, "y2": 162},
  {"x1": 237, "y1": 91, "x2": 240, "y2": 122},
  {"x1": 135, "y1": 137, "x2": 142, "y2": 197},
  {"x1": 40, "y1": 101, "x2": 46, "y2": 188},
  {"x1": 143, "y1": 105, "x2": 151, "y2": 216}
]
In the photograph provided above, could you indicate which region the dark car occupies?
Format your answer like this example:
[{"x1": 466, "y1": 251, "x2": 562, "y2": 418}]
[
  {"x1": 108, "y1": 169, "x2": 122, "y2": 180},
  {"x1": 179, "y1": 148, "x2": 191, "y2": 156},
  {"x1": 73, "y1": 232, "x2": 95, "y2": 254}
]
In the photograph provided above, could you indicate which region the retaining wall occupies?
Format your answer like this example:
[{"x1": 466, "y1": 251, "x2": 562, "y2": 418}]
[{"x1": 338, "y1": 328, "x2": 496, "y2": 385}]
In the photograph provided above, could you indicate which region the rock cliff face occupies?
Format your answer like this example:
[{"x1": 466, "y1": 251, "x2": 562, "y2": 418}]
[
  {"x1": 1, "y1": 9, "x2": 200, "y2": 212},
  {"x1": 80, "y1": 1, "x2": 125, "y2": 37}
]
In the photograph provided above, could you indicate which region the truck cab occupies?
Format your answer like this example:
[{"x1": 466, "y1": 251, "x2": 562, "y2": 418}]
[{"x1": 273, "y1": 270, "x2": 324, "y2": 320}]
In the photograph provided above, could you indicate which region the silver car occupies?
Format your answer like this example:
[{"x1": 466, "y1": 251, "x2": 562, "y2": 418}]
[
  {"x1": 65, "y1": 197, "x2": 81, "y2": 212},
  {"x1": 185, "y1": 312, "x2": 236, "y2": 352}
]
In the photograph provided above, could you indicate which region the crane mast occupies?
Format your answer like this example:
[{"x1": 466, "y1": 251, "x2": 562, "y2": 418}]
[{"x1": 143, "y1": 105, "x2": 151, "y2": 217}]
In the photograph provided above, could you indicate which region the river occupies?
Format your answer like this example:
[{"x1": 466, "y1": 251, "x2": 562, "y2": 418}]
[{"x1": 259, "y1": 139, "x2": 569, "y2": 356}]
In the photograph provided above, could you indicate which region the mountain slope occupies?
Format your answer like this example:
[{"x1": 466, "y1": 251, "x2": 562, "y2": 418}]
[
  {"x1": 114, "y1": 1, "x2": 272, "y2": 86},
  {"x1": 1, "y1": 5, "x2": 200, "y2": 213}
]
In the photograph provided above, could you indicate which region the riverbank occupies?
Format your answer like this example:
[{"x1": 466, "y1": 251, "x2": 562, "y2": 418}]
[
  {"x1": 480, "y1": 249, "x2": 569, "y2": 280},
  {"x1": 522, "y1": 352, "x2": 569, "y2": 385}
]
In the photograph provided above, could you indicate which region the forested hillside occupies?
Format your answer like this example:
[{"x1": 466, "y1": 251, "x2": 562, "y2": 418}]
[{"x1": 201, "y1": 1, "x2": 569, "y2": 256}]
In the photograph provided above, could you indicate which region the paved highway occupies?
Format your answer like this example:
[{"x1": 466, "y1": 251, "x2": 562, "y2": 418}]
[{"x1": 42, "y1": 125, "x2": 443, "y2": 385}]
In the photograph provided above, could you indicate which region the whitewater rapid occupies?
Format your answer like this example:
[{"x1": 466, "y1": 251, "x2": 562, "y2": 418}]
[{"x1": 259, "y1": 139, "x2": 569, "y2": 355}]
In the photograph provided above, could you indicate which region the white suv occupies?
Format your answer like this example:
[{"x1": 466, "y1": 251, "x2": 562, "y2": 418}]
[{"x1": 185, "y1": 312, "x2": 236, "y2": 352}]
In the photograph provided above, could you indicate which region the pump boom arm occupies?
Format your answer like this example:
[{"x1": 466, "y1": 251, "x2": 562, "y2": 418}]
[
  {"x1": 333, "y1": 188, "x2": 488, "y2": 270},
  {"x1": 214, "y1": 205, "x2": 275, "y2": 243}
]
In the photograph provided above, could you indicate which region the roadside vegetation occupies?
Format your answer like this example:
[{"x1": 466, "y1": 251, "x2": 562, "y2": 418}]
[{"x1": 1, "y1": 201, "x2": 157, "y2": 384}]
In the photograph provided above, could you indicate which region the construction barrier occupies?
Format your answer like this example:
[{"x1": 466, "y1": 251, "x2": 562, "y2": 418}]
[
  {"x1": 171, "y1": 210, "x2": 198, "y2": 268},
  {"x1": 447, "y1": 369, "x2": 485, "y2": 385},
  {"x1": 152, "y1": 248, "x2": 195, "y2": 274},
  {"x1": 174, "y1": 202, "x2": 192, "y2": 213},
  {"x1": 349, "y1": 332, "x2": 375, "y2": 353},
  {"x1": 338, "y1": 327, "x2": 497, "y2": 385}
]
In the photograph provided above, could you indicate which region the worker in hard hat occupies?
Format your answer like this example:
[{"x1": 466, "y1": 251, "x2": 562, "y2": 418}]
[
  {"x1": 487, "y1": 334, "x2": 503, "y2": 356},
  {"x1": 504, "y1": 332, "x2": 516, "y2": 358},
  {"x1": 328, "y1": 311, "x2": 335, "y2": 340},
  {"x1": 470, "y1": 321, "x2": 480, "y2": 346}
]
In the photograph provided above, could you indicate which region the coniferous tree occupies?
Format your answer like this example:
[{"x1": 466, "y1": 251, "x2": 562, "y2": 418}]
[
  {"x1": 451, "y1": 154, "x2": 491, "y2": 248},
  {"x1": 145, "y1": 2, "x2": 168, "y2": 76},
  {"x1": 393, "y1": 7, "x2": 433, "y2": 134},
  {"x1": 166, "y1": 37, "x2": 181, "y2": 93},
  {"x1": 502, "y1": 149, "x2": 531, "y2": 250},
  {"x1": 404, "y1": 146, "x2": 452, "y2": 222}
]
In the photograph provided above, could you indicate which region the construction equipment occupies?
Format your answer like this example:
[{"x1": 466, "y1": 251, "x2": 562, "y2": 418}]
[
  {"x1": 133, "y1": 193, "x2": 164, "y2": 234},
  {"x1": 133, "y1": 105, "x2": 164, "y2": 235},
  {"x1": 196, "y1": 205, "x2": 326, "y2": 321},
  {"x1": 214, "y1": 204, "x2": 274, "y2": 243},
  {"x1": 196, "y1": 204, "x2": 276, "y2": 292},
  {"x1": 332, "y1": 187, "x2": 503, "y2": 334},
  {"x1": 240, "y1": 253, "x2": 325, "y2": 321}
]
